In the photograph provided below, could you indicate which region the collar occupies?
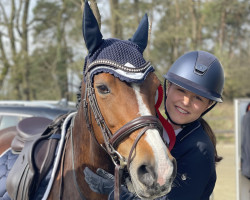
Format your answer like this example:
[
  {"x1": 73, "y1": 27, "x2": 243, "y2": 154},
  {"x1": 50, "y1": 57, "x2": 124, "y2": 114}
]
[
  {"x1": 175, "y1": 120, "x2": 201, "y2": 143},
  {"x1": 163, "y1": 127, "x2": 182, "y2": 145}
]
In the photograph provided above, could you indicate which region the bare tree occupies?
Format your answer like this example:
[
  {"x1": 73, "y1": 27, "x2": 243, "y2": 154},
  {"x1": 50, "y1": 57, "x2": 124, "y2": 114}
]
[{"x1": 0, "y1": 0, "x2": 31, "y2": 99}]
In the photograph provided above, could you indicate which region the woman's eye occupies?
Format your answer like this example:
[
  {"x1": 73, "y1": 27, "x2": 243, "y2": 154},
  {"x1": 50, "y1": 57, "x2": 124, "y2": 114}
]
[
  {"x1": 195, "y1": 96, "x2": 203, "y2": 101},
  {"x1": 177, "y1": 89, "x2": 185, "y2": 93},
  {"x1": 96, "y1": 85, "x2": 110, "y2": 94}
]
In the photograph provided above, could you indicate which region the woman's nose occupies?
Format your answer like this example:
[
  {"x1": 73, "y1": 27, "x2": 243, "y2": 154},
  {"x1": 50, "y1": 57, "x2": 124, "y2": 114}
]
[{"x1": 183, "y1": 96, "x2": 191, "y2": 106}]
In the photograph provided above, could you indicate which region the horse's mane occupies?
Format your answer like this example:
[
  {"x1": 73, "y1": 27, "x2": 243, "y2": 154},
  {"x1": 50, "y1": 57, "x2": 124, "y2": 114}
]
[{"x1": 76, "y1": 83, "x2": 82, "y2": 109}]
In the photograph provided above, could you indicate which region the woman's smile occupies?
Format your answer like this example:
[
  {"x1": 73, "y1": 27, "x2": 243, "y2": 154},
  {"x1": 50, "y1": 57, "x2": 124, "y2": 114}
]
[{"x1": 175, "y1": 105, "x2": 189, "y2": 114}]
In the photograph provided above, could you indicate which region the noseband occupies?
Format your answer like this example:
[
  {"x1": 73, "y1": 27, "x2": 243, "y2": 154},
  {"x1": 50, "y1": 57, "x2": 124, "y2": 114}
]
[{"x1": 83, "y1": 59, "x2": 163, "y2": 199}]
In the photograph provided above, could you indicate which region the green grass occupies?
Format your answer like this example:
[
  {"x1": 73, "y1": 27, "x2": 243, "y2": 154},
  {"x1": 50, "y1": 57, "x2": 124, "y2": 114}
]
[
  {"x1": 204, "y1": 100, "x2": 235, "y2": 143},
  {"x1": 216, "y1": 133, "x2": 235, "y2": 143}
]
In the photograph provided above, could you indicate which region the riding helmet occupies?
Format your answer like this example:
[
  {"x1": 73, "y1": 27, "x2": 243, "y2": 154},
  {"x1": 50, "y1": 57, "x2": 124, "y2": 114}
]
[{"x1": 163, "y1": 50, "x2": 224, "y2": 102}]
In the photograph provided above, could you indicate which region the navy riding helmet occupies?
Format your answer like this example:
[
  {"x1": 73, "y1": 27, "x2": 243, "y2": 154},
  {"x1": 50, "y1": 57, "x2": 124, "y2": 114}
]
[{"x1": 163, "y1": 50, "x2": 225, "y2": 125}]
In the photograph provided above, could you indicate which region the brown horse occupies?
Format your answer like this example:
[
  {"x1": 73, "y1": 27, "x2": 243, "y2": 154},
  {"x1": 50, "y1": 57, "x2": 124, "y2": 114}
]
[
  {"x1": 46, "y1": 71, "x2": 176, "y2": 200},
  {"x1": 46, "y1": 3, "x2": 176, "y2": 199},
  {"x1": 2, "y1": 2, "x2": 176, "y2": 200}
]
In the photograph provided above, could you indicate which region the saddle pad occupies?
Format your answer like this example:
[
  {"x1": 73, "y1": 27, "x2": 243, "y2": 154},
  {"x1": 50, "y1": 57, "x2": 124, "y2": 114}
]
[
  {"x1": 0, "y1": 149, "x2": 18, "y2": 200},
  {"x1": 0, "y1": 148, "x2": 55, "y2": 200}
]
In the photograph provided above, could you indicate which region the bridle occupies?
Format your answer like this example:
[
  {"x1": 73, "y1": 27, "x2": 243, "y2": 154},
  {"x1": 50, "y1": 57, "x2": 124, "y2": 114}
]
[{"x1": 83, "y1": 59, "x2": 163, "y2": 199}]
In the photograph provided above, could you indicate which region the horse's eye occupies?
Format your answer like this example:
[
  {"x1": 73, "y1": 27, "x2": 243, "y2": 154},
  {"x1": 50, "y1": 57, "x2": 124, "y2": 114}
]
[{"x1": 96, "y1": 85, "x2": 110, "y2": 94}]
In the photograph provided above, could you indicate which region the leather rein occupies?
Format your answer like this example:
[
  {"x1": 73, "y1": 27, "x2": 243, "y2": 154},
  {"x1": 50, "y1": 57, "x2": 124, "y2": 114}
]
[{"x1": 82, "y1": 59, "x2": 163, "y2": 199}]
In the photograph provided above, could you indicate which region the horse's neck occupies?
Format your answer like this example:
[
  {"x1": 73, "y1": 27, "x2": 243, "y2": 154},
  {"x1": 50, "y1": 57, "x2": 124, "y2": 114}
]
[
  {"x1": 54, "y1": 105, "x2": 114, "y2": 199},
  {"x1": 72, "y1": 106, "x2": 114, "y2": 171}
]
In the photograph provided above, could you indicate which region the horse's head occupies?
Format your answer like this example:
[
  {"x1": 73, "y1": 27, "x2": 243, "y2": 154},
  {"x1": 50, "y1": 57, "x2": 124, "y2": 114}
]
[{"x1": 81, "y1": 2, "x2": 176, "y2": 199}]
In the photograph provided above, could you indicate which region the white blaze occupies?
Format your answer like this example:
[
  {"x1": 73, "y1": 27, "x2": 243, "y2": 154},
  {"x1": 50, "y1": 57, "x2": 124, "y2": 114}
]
[{"x1": 132, "y1": 83, "x2": 173, "y2": 186}]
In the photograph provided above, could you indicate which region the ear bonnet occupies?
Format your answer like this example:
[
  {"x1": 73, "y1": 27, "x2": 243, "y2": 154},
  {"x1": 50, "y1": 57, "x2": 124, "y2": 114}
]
[{"x1": 82, "y1": 1, "x2": 154, "y2": 83}]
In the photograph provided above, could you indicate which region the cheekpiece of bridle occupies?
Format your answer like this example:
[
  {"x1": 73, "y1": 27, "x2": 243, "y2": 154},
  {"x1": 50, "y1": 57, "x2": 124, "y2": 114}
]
[{"x1": 83, "y1": 59, "x2": 163, "y2": 198}]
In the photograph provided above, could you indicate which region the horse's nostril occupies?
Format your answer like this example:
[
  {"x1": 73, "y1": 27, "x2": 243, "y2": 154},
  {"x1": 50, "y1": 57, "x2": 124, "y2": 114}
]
[{"x1": 137, "y1": 165, "x2": 156, "y2": 187}]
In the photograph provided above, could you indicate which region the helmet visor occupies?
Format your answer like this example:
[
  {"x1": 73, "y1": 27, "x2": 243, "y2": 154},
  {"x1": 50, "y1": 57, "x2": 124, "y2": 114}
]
[{"x1": 164, "y1": 72, "x2": 223, "y2": 102}]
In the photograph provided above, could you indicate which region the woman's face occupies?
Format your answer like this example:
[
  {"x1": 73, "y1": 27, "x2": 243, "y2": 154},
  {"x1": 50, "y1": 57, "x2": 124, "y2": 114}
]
[{"x1": 166, "y1": 83, "x2": 211, "y2": 129}]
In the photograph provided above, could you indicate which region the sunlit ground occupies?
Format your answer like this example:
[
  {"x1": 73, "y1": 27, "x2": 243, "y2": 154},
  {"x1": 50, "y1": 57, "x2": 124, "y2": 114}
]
[{"x1": 212, "y1": 142, "x2": 236, "y2": 200}]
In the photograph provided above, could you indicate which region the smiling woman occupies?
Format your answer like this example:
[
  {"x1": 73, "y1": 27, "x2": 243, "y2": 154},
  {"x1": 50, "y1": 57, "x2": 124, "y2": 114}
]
[
  {"x1": 158, "y1": 50, "x2": 225, "y2": 200},
  {"x1": 165, "y1": 83, "x2": 212, "y2": 130}
]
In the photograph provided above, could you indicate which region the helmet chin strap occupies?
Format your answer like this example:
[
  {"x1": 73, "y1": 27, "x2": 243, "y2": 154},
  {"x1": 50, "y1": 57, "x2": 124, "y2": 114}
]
[
  {"x1": 164, "y1": 102, "x2": 217, "y2": 128},
  {"x1": 163, "y1": 80, "x2": 217, "y2": 128},
  {"x1": 164, "y1": 105, "x2": 189, "y2": 128},
  {"x1": 163, "y1": 80, "x2": 185, "y2": 127},
  {"x1": 201, "y1": 102, "x2": 217, "y2": 116}
]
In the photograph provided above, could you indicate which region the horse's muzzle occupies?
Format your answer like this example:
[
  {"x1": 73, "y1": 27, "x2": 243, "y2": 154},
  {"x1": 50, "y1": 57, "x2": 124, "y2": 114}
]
[
  {"x1": 128, "y1": 128, "x2": 177, "y2": 199},
  {"x1": 136, "y1": 157, "x2": 176, "y2": 199}
]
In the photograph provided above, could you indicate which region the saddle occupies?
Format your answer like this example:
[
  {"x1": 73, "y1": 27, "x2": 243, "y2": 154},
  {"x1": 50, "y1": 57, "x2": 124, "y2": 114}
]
[
  {"x1": 11, "y1": 117, "x2": 53, "y2": 153},
  {"x1": 6, "y1": 114, "x2": 68, "y2": 200}
]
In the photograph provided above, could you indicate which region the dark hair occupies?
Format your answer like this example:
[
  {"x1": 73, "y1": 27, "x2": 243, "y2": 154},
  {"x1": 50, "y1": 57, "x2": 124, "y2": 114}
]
[{"x1": 200, "y1": 118, "x2": 222, "y2": 163}]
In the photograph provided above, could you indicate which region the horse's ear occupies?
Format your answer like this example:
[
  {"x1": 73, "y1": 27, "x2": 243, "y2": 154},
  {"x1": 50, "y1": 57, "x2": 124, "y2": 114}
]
[
  {"x1": 82, "y1": 1, "x2": 103, "y2": 55},
  {"x1": 129, "y1": 14, "x2": 149, "y2": 52}
]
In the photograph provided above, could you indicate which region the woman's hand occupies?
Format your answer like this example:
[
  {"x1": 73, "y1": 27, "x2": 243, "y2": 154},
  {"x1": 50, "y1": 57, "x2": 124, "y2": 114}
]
[
  {"x1": 83, "y1": 167, "x2": 114, "y2": 194},
  {"x1": 83, "y1": 167, "x2": 139, "y2": 199}
]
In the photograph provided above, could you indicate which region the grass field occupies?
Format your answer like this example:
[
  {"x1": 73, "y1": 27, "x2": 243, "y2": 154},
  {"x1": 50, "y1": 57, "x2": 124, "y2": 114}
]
[{"x1": 204, "y1": 101, "x2": 235, "y2": 137}]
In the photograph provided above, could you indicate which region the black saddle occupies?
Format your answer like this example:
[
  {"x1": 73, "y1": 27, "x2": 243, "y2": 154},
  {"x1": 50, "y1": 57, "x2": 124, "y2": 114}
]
[{"x1": 6, "y1": 114, "x2": 68, "y2": 200}]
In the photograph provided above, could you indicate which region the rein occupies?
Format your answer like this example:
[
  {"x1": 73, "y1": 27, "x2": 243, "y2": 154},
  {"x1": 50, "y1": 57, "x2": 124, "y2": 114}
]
[{"x1": 83, "y1": 60, "x2": 163, "y2": 200}]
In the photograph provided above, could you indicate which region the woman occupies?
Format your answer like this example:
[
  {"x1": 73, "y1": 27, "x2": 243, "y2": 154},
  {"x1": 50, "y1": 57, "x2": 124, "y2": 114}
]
[{"x1": 84, "y1": 50, "x2": 225, "y2": 200}]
